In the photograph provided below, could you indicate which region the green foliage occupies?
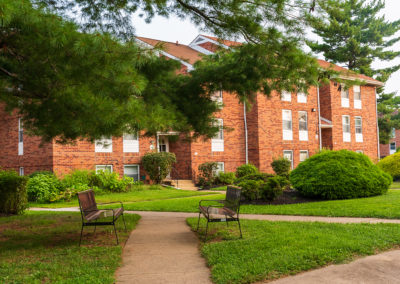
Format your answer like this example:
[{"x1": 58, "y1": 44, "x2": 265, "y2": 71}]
[
  {"x1": 290, "y1": 150, "x2": 392, "y2": 200},
  {"x1": 197, "y1": 162, "x2": 219, "y2": 187},
  {"x1": 260, "y1": 176, "x2": 283, "y2": 201},
  {"x1": 271, "y1": 157, "x2": 291, "y2": 177},
  {"x1": 215, "y1": 172, "x2": 236, "y2": 185},
  {"x1": 237, "y1": 180, "x2": 264, "y2": 201},
  {"x1": 235, "y1": 164, "x2": 258, "y2": 178},
  {"x1": 234, "y1": 173, "x2": 274, "y2": 184},
  {"x1": 378, "y1": 152, "x2": 400, "y2": 181},
  {"x1": 62, "y1": 170, "x2": 92, "y2": 189},
  {"x1": 89, "y1": 171, "x2": 135, "y2": 193},
  {"x1": 29, "y1": 171, "x2": 55, "y2": 178},
  {"x1": 0, "y1": 170, "x2": 28, "y2": 214},
  {"x1": 27, "y1": 174, "x2": 63, "y2": 203},
  {"x1": 142, "y1": 152, "x2": 177, "y2": 184}
]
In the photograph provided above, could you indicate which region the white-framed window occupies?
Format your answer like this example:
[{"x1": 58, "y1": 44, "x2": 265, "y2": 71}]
[
  {"x1": 354, "y1": 85, "x2": 361, "y2": 109},
  {"x1": 124, "y1": 165, "x2": 140, "y2": 181},
  {"x1": 96, "y1": 165, "x2": 113, "y2": 173},
  {"x1": 123, "y1": 133, "x2": 139, "y2": 153},
  {"x1": 356, "y1": 150, "x2": 363, "y2": 154},
  {"x1": 297, "y1": 92, "x2": 307, "y2": 103},
  {"x1": 281, "y1": 91, "x2": 291, "y2": 102},
  {"x1": 299, "y1": 150, "x2": 309, "y2": 162},
  {"x1": 392, "y1": 128, "x2": 396, "y2": 138},
  {"x1": 390, "y1": 142, "x2": 396, "y2": 155},
  {"x1": 342, "y1": 115, "x2": 351, "y2": 142},
  {"x1": 355, "y1": 117, "x2": 363, "y2": 142},
  {"x1": 18, "y1": 118, "x2": 23, "y2": 156},
  {"x1": 19, "y1": 167, "x2": 24, "y2": 176},
  {"x1": 214, "y1": 162, "x2": 225, "y2": 175},
  {"x1": 298, "y1": 111, "x2": 308, "y2": 141},
  {"x1": 341, "y1": 84, "x2": 349, "y2": 108},
  {"x1": 283, "y1": 150, "x2": 294, "y2": 169},
  {"x1": 211, "y1": 119, "x2": 224, "y2": 152},
  {"x1": 211, "y1": 90, "x2": 223, "y2": 104},
  {"x1": 282, "y1": 110, "x2": 293, "y2": 140},
  {"x1": 95, "y1": 136, "x2": 112, "y2": 153}
]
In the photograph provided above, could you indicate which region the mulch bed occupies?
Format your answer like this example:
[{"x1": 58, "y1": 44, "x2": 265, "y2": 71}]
[{"x1": 242, "y1": 190, "x2": 322, "y2": 205}]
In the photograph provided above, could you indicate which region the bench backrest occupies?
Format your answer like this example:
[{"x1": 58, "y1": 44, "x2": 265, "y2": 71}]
[
  {"x1": 225, "y1": 186, "x2": 241, "y2": 213},
  {"x1": 78, "y1": 189, "x2": 98, "y2": 218}
]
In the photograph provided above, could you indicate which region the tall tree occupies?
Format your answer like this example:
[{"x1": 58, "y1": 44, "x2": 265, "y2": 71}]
[
  {"x1": 1, "y1": 0, "x2": 327, "y2": 143},
  {"x1": 307, "y1": 0, "x2": 400, "y2": 144}
]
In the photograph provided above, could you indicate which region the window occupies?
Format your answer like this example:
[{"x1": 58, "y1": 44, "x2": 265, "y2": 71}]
[
  {"x1": 96, "y1": 165, "x2": 113, "y2": 173},
  {"x1": 342, "y1": 115, "x2": 351, "y2": 142},
  {"x1": 392, "y1": 128, "x2": 396, "y2": 138},
  {"x1": 18, "y1": 118, "x2": 23, "y2": 155},
  {"x1": 297, "y1": 92, "x2": 307, "y2": 103},
  {"x1": 211, "y1": 90, "x2": 223, "y2": 103},
  {"x1": 211, "y1": 119, "x2": 224, "y2": 151},
  {"x1": 355, "y1": 117, "x2": 363, "y2": 142},
  {"x1": 341, "y1": 84, "x2": 349, "y2": 107},
  {"x1": 354, "y1": 85, "x2": 361, "y2": 109},
  {"x1": 123, "y1": 133, "x2": 139, "y2": 153},
  {"x1": 214, "y1": 162, "x2": 225, "y2": 175},
  {"x1": 356, "y1": 150, "x2": 363, "y2": 154},
  {"x1": 298, "y1": 111, "x2": 308, "y2": 141},
  {"x1": 19, "y1": 167, "x2": 24, "y2": 176},
  {"x1": 281, "y1": 91, "x2": 291, "y2": 102},
  {"x1": 124, "y1": 165, "x2": 140, "y2": 181},
  {"x1": 95, "y1": 136, "x2": 112, "y2": 152},
  {"x1": 390, "y1": 142, "x2": 396, "y2": 155},
  {"x1": 283, "y1": 150, "x2": 294, "y2": 169},
  {"x1": 282, "y1": 110, "x2": 293, "y2": 140},
  {"x1": 299, "y1": 150, "x2": 309, "y2": 162}
]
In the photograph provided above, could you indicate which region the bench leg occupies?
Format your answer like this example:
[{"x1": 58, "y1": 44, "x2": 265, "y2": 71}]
[
  {"x1": 93, "y1": 221, "x2": 97, "y2": 233},
  {"x1": 196, "y1": 212, "x2": 201, "y2": 232},
  {"x1": 113, "y1": 223, "x2": 119, "y2": 245},
  {"x1": 79, "y1": 224, "x2": 84, "y2": 247},
  {"x1": 122, "y1": 213, "x2": 127, "y2": 231},
  {"x1": 237, "y1": 219, "x2": 242, "y2": 238},
  {"x1": 204, "y1": 220, "x2": 209, "y2": 242}
]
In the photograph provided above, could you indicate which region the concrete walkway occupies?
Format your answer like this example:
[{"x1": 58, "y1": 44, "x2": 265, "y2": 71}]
[
  {"x1": 269, "y1": 249, "x2": 400, "y2": 284},
  {"x1": 115, "y1": 214, "x2": 212, "y2": 284}
]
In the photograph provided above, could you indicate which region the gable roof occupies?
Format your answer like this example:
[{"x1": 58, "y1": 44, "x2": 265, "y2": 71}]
[{"x1": 200, "y1": 35, "x2": 242, "y2": 47}]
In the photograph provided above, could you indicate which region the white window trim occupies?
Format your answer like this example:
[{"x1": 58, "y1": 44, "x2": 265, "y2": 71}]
[
  {"x1": 214, "y1": 162, "x2": 225, "y2": 175},
  {"x1": 298, "y1": 111, "x2": 308, "y2": 141},
  {"x1": 211, "y1": 90, "x2": 223, "y2": 104},
  {"x1": 19, "y1": 167, "x2": 24, "y2": 176},
  {"x1": 123, "y1": 133, "x2": 139, "y2": 153},
  {"x1": 282, "y1": 110, "x2": 293, "y2": 141},
  {"x1": 96, "y1": 165, "x2": 113, "y2": 173},
  {"x1": 95, "y1": 137, "x2": 113, "y2": 153},
  {"x1": 390, "y1": 142, "x2": 396, "y2": 155},
  {"x1": 342, "y1": 115, "x2": 351, "y2": 142},
  {"x1": 124, "y1": 164, "x2": 140, "y2": 181},
  {"x1": 341, "y1": 84, "x2": 349, "y2": 108},
  {"x1": 297, "y1": 92, "x2": 307, "y2": 103},
  {"x1": 354, "y1": 85, "x2": 362, "y2": 109},
  {"x1": 355, "y1": 116, "x2": 363, "y2": 143},
  {"x1": 18, "y1": 118, "x2": 23, "y2": 156},
  {"x1": 212, "y1": 119, "x2": 224, "y2": 152},
  {"x1": 299, "y1": 150, "x2": 309, "y2": 162},
  {"x1": 281, "y1": 91, "x2": 291, "y2": 102},
  {"x1": 283, "y1": 150, "x2": 294, "y2": 169}
]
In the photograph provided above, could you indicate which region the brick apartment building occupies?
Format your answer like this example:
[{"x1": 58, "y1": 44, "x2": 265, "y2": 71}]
[
  {"x1": 0, "y1": 34, "x2": 383, "y2": 182},
  {"x1": 380, "y1": 128, "x2": 400, "y2": 158}
]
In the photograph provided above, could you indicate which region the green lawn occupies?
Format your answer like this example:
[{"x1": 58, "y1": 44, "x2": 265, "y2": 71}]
[
  {"x1": 391, "y1": 181, "x2": 400, "y2": 189},
  {"x1": 187, "y1": 218, "x2": 400, "y2": 284},
  {"x1": 31, "y1": 187, "x2": 217, "y2": 208},
  {"x1": 0, "y1": 211, "x2": 140, "y2": 283}
]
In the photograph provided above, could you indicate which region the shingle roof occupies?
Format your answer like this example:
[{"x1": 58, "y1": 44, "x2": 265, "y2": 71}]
[{"x1": 199, "y1": 35, "x2": 242, "y2": 47}]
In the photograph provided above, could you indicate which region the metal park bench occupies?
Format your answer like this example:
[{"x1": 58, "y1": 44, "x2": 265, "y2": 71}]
[
  {"x1": 77, "y1": 189, "x2": 126, "y2": 246},
  {"x1": 196, "y1": 186, "x2": 242, "y2": 241}
]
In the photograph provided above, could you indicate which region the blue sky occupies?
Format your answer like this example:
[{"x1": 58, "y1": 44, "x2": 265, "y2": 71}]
[{"x1": 132, "y1": 0, "x2": 400, "y2": 94}]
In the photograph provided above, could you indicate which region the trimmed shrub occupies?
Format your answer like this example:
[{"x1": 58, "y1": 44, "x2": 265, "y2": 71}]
[
  {"x1": 237, "y1": 180, "x2": 264, "y2": 201},
  {"x1": 29, "y1": 171, "x2": 55, "y2": 178},
  {"x1": 290, "y1": 150, "x2": 392, "y2": 200},
  {"x1": 271, "y1": 157, "x2": 291, "y2": 178},
  {"x1": 377, "y1": 152, "x2": 400, "y2": 180},
  {"x1": 0, "y1": 170, "x2": 28, "y2": 214},
  {"x1": 260, "y1": 176, "x2": 283, "y2": 201},
  {"x1": 62, "y1": 169, "x2": 92, "y2": 188},
  {"x1": 234, "y1": 173, "x2": 274, "y2": 184},
  {"x1": 215, "y1": 172, "x2": 236, "y2": 185},
  {"x1": 142, "y1": 152, "x2": 176, "y2": 184},
  {"x1": 27, "y1": 173, "x2": 63, "y2": 203},
  {"x1": 89, "y1": 171, "x2": 133, "y2": 193},
  {"x1": 236, "y1": 164, "x2": 258, "y2": 178},
  {"x1": 197, "y1": 162, "x2": 218, "y2": 187}
]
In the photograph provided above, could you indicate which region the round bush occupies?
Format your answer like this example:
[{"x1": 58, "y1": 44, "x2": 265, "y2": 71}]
[
  {"x1": 236, "y1": 164, "x2": 258, "y2": 178},
  {"x1": 377, "y1": 152, "x2": 400, "y2": 180},
  {"x1": 216, "y1": 172, "x2": 236, "y2": 185},
  {"x1": 271, "y1": 157, "x2": 291, "y2": 177},
  {"x1": 234, "y1": 173, "x2": 274, "y2": 184},
  {"x1": 27, "y1": 173, "x2": 63, "y2": 203},
  {"x1": 290, "y1": 150, "x2": 391, "y2": 200},
  {"x1": 260, "y1": 176, "x2": 283, "y2": 201},
  {"x1": 237, "y1": 180, "x2": 263, "y2": 201}
]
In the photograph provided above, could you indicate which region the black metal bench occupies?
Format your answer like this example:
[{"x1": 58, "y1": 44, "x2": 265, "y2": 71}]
[
  {"x1": 196, "y1": 186, "x2": 242, "y2": 241},
  {"x1": 77, "y1": 189, "x2": 126, "y2": 246}
]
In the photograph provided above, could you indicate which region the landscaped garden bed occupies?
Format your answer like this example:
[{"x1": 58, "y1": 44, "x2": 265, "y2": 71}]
[{"x1": 0, "y1": 211, "x2": 140, "y2": 283}]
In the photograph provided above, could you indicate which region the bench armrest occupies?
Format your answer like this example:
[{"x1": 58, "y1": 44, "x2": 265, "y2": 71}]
[
  {"x1": 199, "y1": 199, "x2": 225, "y2": 207},
  {"x1": 97, "y1": 201, "x2": 124, "y2": 209}
]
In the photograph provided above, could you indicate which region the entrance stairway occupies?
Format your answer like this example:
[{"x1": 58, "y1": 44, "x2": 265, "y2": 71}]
[{"x1": 163, "y1": 179, "x2": 198, "y2": 191}]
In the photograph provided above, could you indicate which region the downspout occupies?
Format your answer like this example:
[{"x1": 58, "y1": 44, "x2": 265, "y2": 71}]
[
  {"x1": 317, "y1": 86, "x2": 322, "y2": 151},
  {"x1": 244, "y1": 102, "x2": 249, "y2": 164},
  {"x1": 375, "y1": 87, "x2": 380, "y2": 160}
]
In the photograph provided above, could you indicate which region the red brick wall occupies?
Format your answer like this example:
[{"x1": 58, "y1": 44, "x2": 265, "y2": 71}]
[
  {"x1": 0, "y1": 104, "x2": 53, "y2": 175},
  {"x1": 169, "y1": 135, "x2": 192, "y2": 179},
  {"x1": 380, "y1": 129, "x2": 400, "y2": 158}
]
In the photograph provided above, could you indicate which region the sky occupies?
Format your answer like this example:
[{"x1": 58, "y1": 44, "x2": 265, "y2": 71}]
[{"x1": 132, "y1": 0, "x2": 400, "y2": 94}]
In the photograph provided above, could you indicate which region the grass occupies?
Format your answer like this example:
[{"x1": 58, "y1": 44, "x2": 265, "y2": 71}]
[
  {"x1": 187, "y1": 218, "x2": 400, "y2": 284},
  {"x1": 31, "y1": 186, "x2": 217, "y2": 208},
  {"x1": 0, "y1": 211, "x2": 140, "y2": 283},
  {"x1": 391, "y1": 181, "x2": 400, "y2": 189},
  {"x1": 208, "y1": 186, "x2": 227, "y2": 191}
]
